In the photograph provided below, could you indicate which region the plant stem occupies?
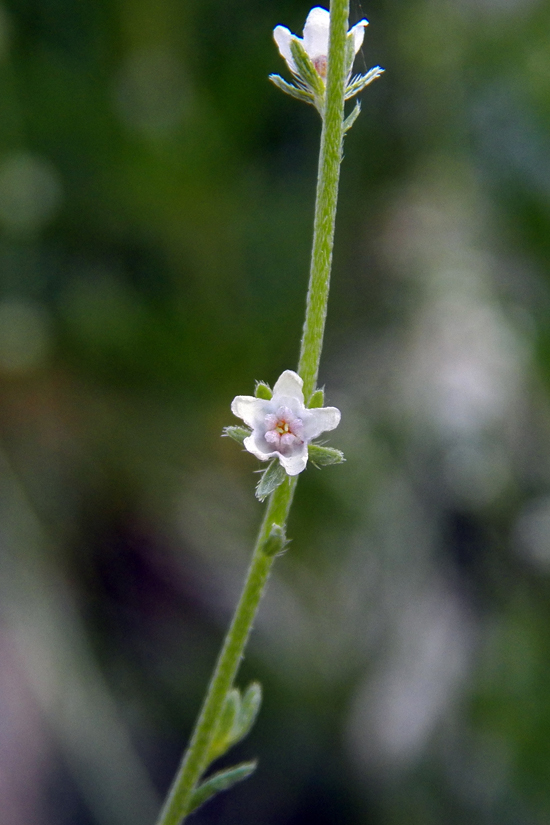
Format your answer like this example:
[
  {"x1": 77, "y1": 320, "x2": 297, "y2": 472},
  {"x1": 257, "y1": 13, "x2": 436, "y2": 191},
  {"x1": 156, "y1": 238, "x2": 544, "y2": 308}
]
[
  {"x1": 298, "y1": 0, "x2": 349, "y2": 400},
  {"x1": 155, "y1": 479, "x2": 297, "y2": 825},
  {"x1": 155, "y1": 2, "x2": 349, "y2": 822}
]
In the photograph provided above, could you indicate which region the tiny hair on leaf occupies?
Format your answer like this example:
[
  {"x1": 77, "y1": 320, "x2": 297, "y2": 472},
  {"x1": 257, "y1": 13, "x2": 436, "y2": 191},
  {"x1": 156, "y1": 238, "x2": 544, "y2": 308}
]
[
  {"x1": 255, "y1": 460, "x2": 287, "y2": 501},
  {"x1": 187, "y1": 762, "x2": 257, "y2": 815}
]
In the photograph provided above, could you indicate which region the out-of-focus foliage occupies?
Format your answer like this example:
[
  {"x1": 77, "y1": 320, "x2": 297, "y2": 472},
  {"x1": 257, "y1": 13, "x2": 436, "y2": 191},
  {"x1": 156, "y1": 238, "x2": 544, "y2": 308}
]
[{"x1": 2, "y1": 0, "x2": 550, "y2": 823}]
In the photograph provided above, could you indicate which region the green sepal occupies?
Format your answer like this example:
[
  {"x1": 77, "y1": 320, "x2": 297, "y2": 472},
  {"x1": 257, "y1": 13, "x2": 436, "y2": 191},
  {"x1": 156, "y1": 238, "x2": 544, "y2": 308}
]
[
  {"x1": 345, "y1": 31, "x2": 356, "y2": 77},
  {"x1": 187, "y1": 761, "x2": 257, "y2": 815},
  {"x1": 255, "y1": 460, "x2": 287, "y2": 502},
  {"x1": 308, "y1": 388, "x2": 325, "y2": 408},
  {"x1": 345, "y1": 66, "x2": 384, "y2": 100},
  {"x1": 308, "y1": 444, "x2": 345, "y2": 467},
  {"x1": 289, "y1": 38, "x2": 325, "y2": 99},
  {"x1": 269, "y1": 74, "x2": 314, "y2": 105},
  {"x1": 262, "y1": 523, "x2": 287, "y2": 557},
  {"x1": 223, "y1": 426, "x2": 250, "y2": 446},
  {"x1": 343, "y1": 102, "x2": 361, "y2": 133},
  {"x1": 255, "y1": 381, "x2": 272, "y2": 400}
]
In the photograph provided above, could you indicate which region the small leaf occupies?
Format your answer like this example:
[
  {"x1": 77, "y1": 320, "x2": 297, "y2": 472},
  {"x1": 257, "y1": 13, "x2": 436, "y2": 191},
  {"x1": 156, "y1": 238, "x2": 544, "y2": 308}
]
[
  {"x1": 223, "y1": 426, "x2": 251, "y2": 446},
  {"x1": 255, "y1": 381, "x2": 272, "y2": 400},
  {"x1": 269, "y1": 74, "x2": 314, "y2": 104},
  {"x1": 207, "y1": 689, "x2": 240, "y2": 764},
  {"x1": 308, "y1": 444, "x2": 345, "y2": 467},
  {"x1": 344, "y1": 66, "x2": 384, "y2": 100},
  {"x1": 262, "y1": 523, "x2": 287, "y2": 557},
  {"x1": 308, "y1": 388, "x2": 325, "y2": 408},
  {"x1": 236, "y1": 682, "x2": 262, "y2": 742},
  {"x1": 289, "y1": 38, "x2": 325, "y2": 98},
  {"x1": 255, "y1": 461, "x2": 287, "y2": 502},
  {"x1": 187, "y1": 761, "x2": 257, "y2": 815},
  {"x1": 343, "y1": 102, "x2": 361, "y2": 133}
]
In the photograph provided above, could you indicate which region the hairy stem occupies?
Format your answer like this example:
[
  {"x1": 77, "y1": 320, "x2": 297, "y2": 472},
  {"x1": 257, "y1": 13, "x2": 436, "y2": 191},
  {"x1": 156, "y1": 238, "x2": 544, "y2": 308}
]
[
  {"x1": 155, "y1": 479, "x2": 296, "y2": 825},
  {"x1": 298, "y1": 0, "x2": 349, "y2": 399},
  {"x1": 155, "y1": 2, "x2": 350, "y2": 822}
]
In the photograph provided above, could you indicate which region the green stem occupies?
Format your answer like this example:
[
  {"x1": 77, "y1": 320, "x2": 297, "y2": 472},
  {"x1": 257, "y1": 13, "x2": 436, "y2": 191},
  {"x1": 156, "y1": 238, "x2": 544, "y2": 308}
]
[
  {"x1": 155, "y1": 2, "x2": 349, "y2": 823},
  {"x1": 298, "y1": 0, "x2": 349, "y2": 399},
  {"x1": 155, "y1": 479, "x2": 297, "y2": 825}
]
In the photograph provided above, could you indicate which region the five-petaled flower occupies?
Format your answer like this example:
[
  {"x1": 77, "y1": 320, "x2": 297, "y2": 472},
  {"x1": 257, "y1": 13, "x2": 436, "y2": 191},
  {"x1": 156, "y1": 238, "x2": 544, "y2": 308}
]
[
  {"x1": 231, "y1": 370, "x2": 341, "y2": 476},
  {"x1": 269, "y1": 6, "x2": 383, "y2": 118}
]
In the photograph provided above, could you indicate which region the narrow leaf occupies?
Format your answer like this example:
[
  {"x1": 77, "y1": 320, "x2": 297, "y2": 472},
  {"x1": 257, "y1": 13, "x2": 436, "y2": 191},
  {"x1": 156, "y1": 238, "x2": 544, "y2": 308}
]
[
  {"x1": 269, "y1": 74, "x2": 314, "y2": 104},
  {"x1": 223, "y1": 426, "x2": 250, "y2": 446},
  {"x1": 343, "y1": 102, "x2": 361, "y2": 133},
  {"x1": 308, "y1": 444, "x2": 345, "y2": 467},
  {"x1": 255, "y1": 461, "x2": 287, "y2": 502},
  {"x1": 207, "y1": 689, "x2": 240, "y2": 764},
  {"x1": 187, "y1": 761, "x2": 257, "y2": 815},
  {"x1": 344, "y1": 66, "x2": 384, "y2": 100},
  {"x1": 235, "y1": 682, "x2": 262, "y2": 742}
]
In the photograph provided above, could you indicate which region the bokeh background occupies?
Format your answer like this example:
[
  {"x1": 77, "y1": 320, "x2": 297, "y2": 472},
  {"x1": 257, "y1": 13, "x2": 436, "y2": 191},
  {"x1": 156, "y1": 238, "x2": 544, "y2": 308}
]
[{"x1": 2, "y1": 0, "x2": 550, "y2": 822}]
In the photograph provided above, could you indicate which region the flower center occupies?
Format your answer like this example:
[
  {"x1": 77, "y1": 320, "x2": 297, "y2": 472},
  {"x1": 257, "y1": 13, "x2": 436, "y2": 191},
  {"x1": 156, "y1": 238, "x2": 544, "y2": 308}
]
[
  {"x1": 313, "y1": 55, "x2": 327, "y2": 78},
  {"x1": 264, "y1": 407, "x2": 304, "y2": 453}
]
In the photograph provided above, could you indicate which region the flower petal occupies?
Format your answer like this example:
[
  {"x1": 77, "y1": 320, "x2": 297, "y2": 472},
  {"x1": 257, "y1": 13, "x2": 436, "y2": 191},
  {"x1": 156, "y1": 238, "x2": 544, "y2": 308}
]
[
  {"x1": 231, "y1": 395, "x2": 268, "y2": 429},
  {"x1": 273, "y1": 25, "x2": 297, "y2": 73},
  {"x1": 349, "y1": 19, "x2": 368, "y2": 54},
  {"x1": 243, "y1": 433, "x2": 277, "y2": 461},
  {"x1": 270, "y1": 397, "x2": 304, "y2": 418},
  {"x1": 272, "y1": 370, "x2": 304, "y2": 404},
  {"x1": 302, "y1": 7, "x2": 330, "y2": 60},
  {"x1": 278, "y1": 445, "x2": 309, "y2": 475},
  {"x1": 302, "y1": 406, "x2": 341, "y2": 439}
]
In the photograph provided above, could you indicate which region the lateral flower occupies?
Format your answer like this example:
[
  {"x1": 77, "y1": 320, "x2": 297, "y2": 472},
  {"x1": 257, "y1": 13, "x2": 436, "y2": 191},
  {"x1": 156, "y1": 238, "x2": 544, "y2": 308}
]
[
  {"x1": 231, "y1": 370, "x2": 340, "y2": 476},
  {"x1": 269, "y1": 6, "x2": 383, "y2": 120}
]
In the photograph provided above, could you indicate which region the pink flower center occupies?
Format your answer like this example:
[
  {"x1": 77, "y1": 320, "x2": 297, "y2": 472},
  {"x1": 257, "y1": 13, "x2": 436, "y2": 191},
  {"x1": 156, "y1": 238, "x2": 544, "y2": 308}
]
[
  {"x1": 264, "y1": 407, "x2": 304, "y2": 453},
  {"x1": 313, "y1": 55, "x2": 327, "y2": 78}
]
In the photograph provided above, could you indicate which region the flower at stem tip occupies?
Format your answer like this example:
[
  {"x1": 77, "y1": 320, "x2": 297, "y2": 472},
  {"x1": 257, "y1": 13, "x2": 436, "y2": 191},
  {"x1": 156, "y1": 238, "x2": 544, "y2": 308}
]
[
  {"x1": 231, "y1": 370, "x2": 341, "y2": 476},
  {"x1": 269, "y1": 6, "x2": 383, "y2": 118}
]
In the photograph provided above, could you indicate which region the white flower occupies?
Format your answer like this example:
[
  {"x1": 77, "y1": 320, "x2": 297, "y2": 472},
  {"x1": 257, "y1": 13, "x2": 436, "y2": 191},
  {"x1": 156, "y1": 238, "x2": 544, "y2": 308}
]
[
  {"x1": 269, "y1": 6, "x2": 383, "y2": 120},
  {"x1": 273, "y1": 7, "x2": 367, "y2": 80},
  {"x1": 231, "y1": 370, "x2": 341, "y2": 476}
]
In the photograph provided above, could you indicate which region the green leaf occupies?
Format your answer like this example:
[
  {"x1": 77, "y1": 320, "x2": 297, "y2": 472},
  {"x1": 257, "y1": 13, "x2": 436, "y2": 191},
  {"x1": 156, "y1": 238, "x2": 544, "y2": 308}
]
[
  {"x1": 308, "y1": 444, "x2": 345, "y2": 467},
  {"x1": 262, "y1": 523, "x2": 287, "y2": 557},
  {"x1": 223, "y1": 426, "x2": 250, "y2": 446},
  {"x1": 269, "y1": 74, "x2": 314, "y2": 105},
  {"x1": 343, "y1": 102, "x2": 361, "y2": 133},
  {"x1": 187, "y1": 762, "x2": 257, "y2": 815},
  {"x1": 289, "y1": 38, "x2": 325, "y2": 98},
  {"x1": 255, "y1": 460, "x2": 287, "y2": 502},
  {"x1": 206, "y1": 681, "x2": 263, "y2": 768},
  {"x1": 207, "y1": 689, "x2": 240, "y2": 764},
  {"x1": 255, "y1": 381, "x2": 272, "y2": 400},
  {"x1": 344, "y1": 66, "x2": 384, "y2": 100},
  {"x1": 236, "y1": 682, "x2": 262, "y2": 741},
  {"x1": 308, "y1": 388, "x2": 325, "y2": 408}
]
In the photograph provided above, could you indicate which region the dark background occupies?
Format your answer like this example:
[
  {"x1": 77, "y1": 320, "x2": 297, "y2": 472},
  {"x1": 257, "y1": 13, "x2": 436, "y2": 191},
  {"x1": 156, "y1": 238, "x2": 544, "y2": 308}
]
[{"x1": 2, "y1": 0, "x2": 550, "y2": 823}]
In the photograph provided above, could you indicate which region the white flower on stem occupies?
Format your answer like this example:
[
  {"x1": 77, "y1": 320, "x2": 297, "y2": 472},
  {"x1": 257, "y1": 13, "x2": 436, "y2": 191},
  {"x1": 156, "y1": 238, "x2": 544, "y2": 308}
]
[
  {"x1": 274, "y1": 7, "x2": 366, "y2": 80},
  {"x1": 269, "y1": 6, "x2": 383, "y2": 121},
  {"x1": 231, "y1": 370, "x2": 340, "y2": 476}
]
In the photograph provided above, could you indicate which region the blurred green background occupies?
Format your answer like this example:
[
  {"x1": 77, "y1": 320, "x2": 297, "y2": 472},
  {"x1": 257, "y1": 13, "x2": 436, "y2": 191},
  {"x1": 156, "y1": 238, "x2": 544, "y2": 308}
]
[{"x1": 2, "y1": 0, "x2": 550, "y2": 823}]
